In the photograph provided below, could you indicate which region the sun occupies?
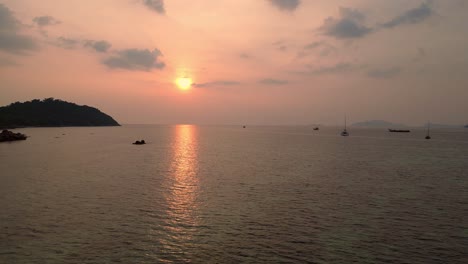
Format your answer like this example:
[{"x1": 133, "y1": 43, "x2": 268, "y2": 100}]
[{"x1": 176, "y1": 77, "x2": 193, "y2": 90}]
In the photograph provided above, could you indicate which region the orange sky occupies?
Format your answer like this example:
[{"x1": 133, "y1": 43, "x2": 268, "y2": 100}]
[{"x1": 1, "y1": 0, "x2": 467, "y2": 125}]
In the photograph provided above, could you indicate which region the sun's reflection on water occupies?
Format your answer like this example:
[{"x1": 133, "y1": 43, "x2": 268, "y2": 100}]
[{"x1": 161, "y1": 125, "x2": 200, "y2": 253}]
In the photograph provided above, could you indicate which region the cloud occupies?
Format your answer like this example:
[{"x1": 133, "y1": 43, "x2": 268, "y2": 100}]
[
  {"x1": 32, "y1": 16, "x2": 60, "y2": 27},
  {"x1": 307, "y1": 63, "x2": 359, "y2": 75},
  {"x1": 54, "y1": 37, "x2": 112, "y2": 53},
  {"x1": 304, "y1": 41, "x2": 323, "y2": 50},
  {"x1": 193, "y1": 81, "x2": 241, "y2": 88},
  {"x1": 0, "y1": 3, "x2": 18, "y2": 31},
  {"x1": 143, "y1": 0, "x2": 165, "y2": 14},
  {"x1": 382, "y1": 1, "x2": 433, "y2": 28},
  {"x1": 259, "y1": 78, "x2": 289, "y2": 85},
  {"x1": 367, "y1": 67, "x2": 402, "y2": 79},
  {"x1": 268, "y1": 0, "x2": 301, "y2": 12},
  {"x1": 102, "y1": 48, "x2": 165, "y2": 71},
  {"x1": 318, "y1": 2, "x2": 434, "y2": 40},
  {"x1": 84, "y1": 40, "x2": 112, "y2": 53},
  {"x1": 0, "y1": 3, "x2": 38, "y2": 54},
  {"x1": 300, "y1": 41, "x2": 336, "y2": 57},
  {"x1": 319, "y1": 7, "x2": 372, "y2": 39},
  {"x1": 56, "y1": 37, "x2": 80, "y2": 49},
  {"x1": 273, "y1": 40, "x2": 288, "y2": 52}
]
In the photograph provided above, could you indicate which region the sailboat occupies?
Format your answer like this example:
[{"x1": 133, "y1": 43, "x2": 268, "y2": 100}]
[
  {"x1": 341, "y1": 116, "x2": 349, "y2": 136},
  {"x1": 425, "y1": 122, "x2": 431, "y2": 139}
]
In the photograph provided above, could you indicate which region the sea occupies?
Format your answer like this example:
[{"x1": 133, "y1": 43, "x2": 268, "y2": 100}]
[{"x1": 1, "y1": 125, "x2": 467, "y2": 263}]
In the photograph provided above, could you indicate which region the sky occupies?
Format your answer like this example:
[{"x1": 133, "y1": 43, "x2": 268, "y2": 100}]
[{"x1": 0, "y1": 0, "x2": 467, "y2": 125}]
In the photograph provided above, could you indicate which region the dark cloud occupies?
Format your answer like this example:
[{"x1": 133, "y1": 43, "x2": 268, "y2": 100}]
[
  {"x1": 0, "y1": 3, "x2": 18, "y2": 31},
  {"x1": 259, "y1": 78, "x2": 289, "y2": 85},
  {"x1": 193, "y1": 81, "x2": 241, "y2": 88},
  {"x1": 32, "y1": 16, "x2": 60, "y2": 27},
  {"x1": 143, "y1": 0, "x2": 165, "y2": 14},
  {"x1": 268, "y1": 0, "x2": 301, "y2": 12},
  {"x1": 367, "y1": 67, "x2": 402, "y2": 79},
  {"x1": 0, "y1": 3, "x2": 38, "y2": 54},
  {"x1": 0, "y1": 33, "x2": 37, "y2": 54},
  {"x1": 84, "y1": 40, "x2": 112, "y2": 53},
  {"x1": 382, "y1": 1, "x2": 433, "y2": 28},
  {"x1": 103, "y1": 48, "x2": 165, "y2": 71},
  {"x1": 56, "y1": 37, "x2": 80, "y2": 49},
  {"x1": 319, "y1": 7, "x2": 372, "y2": 39},
  {"x1": 319, "y1": 2, "x2": 434, "y2": 40}
]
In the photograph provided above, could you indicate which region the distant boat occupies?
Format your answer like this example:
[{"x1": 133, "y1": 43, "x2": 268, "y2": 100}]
[
  {"x1": 313, "y1": 127, "x2": 319, "y2": 131},
  {"x1": 388, "y1": 129, "x2": 410, "y2": 133},
  {"x1": 425, "y1": 122, "x2": 431, "y2": 140},
  {"x1": 341, "y1": 116, "x2": 349, "y2": 136},
  {"x1": 243, "y1": 125, "x2": 246, "y2": 128}
]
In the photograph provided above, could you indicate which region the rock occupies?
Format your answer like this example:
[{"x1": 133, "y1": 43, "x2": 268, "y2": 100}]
[
  {"x1": 0, "y1": 130, "x2": 27, "y2": 142},
  {"x1": 133, "y1": 140, "x2": 146, "y2": 145}
]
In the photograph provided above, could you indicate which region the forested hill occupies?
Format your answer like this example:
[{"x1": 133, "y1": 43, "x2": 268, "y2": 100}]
[{"x1": 0, "y1": 98, "x2": 120, "y2": 128}]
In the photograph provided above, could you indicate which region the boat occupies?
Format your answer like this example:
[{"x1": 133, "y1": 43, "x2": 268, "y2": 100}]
[
  {"x1": 341, "y1": 116, "x2": 349, "y2": 136},
  {"x1": 388, "y1": 129, "x2": 410, "y2": 133},
  {"x1": 425, "y1": 122, "x2": 431, "y2": 139},
  {"x1": 313, "y1": 127, "x2": 319, "y2": 131}
]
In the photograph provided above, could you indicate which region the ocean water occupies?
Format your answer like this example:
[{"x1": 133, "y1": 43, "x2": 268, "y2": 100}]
[{"x1": 1, "y1": 125, "x2": 467, "y2": 263}]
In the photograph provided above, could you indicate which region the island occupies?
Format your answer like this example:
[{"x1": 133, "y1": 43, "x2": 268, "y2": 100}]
[
  {"x1": 0, "y1": 98, "x2": 120, "y2": 128},
  {"x1": 0, "y1": 130, "x2": 27, "y2": 142}
]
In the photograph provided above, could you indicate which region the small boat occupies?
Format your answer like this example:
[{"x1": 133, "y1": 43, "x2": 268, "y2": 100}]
[
  {"x1": 243, "y1": 125, "x2": 246, "y2": 128},
  {"x1": 313, "y1": 127, "x2": 319, "y2": 131},
  {"x1": 388, "y1": 129, "x2": 410, "y2": 133},
  {"x1": 425, "y1": 122, "x2": 431, "y2": 140},
  {"x1": 341, "y1": 116, "x2": 349, "y2": 136}
]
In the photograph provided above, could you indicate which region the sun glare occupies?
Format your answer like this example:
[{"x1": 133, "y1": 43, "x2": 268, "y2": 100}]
[{"x1": 176, "y1": 77, "x2": 193, "y2": 90}]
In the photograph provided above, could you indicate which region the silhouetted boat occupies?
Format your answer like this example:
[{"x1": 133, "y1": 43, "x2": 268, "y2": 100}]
[
  {"x1": 425, "y1": 122, "x2": 431, "y2": 140},
  {"x1": 243, "y1": 125, "x2": 246, "y2": 128},
  {"x1": 313, "y1": 127, "x2": 319, "y2": 131},
  {"x1": 341, "y1": 116, "x2": 349, "y2": 136},
  {"x1": 388, "y1": 129, "x2": 410, "y2": 133}
]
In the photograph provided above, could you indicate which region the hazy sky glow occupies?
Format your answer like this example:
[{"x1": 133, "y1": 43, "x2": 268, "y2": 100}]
[{"x1": 1, "y1": 0, "x2": 467, "y2": 125}]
